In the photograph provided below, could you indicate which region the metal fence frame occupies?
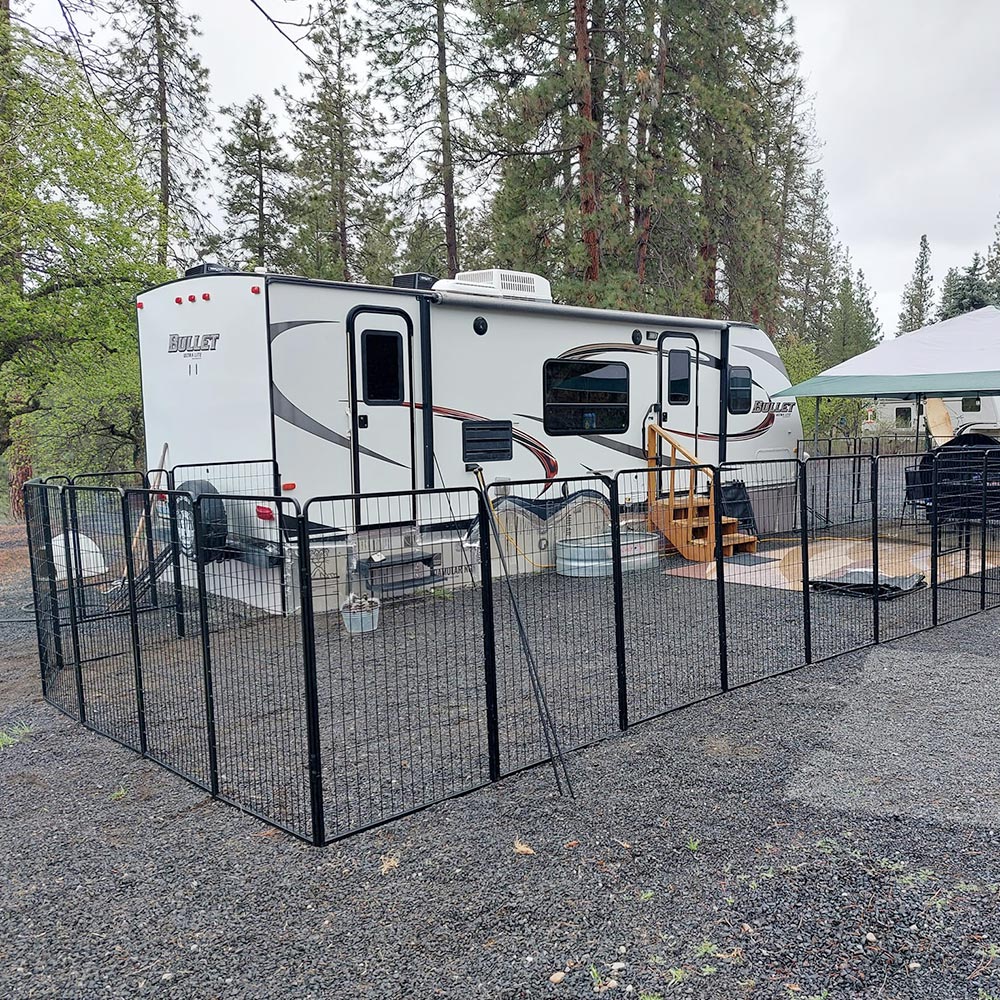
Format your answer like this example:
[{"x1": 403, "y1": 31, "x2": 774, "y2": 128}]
[{"x1": 22, "y1": 450, "x2": 1000, "y2": 845}]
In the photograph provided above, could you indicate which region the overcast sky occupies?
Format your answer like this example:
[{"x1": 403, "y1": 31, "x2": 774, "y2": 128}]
[{"x1": 31, "y1": 0, "x2": 1000, "y2": 333}]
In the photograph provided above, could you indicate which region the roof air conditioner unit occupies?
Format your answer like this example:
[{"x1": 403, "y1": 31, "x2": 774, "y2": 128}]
[{"x1": 432, "y1": 268, "x2": 552, "y2": 302}]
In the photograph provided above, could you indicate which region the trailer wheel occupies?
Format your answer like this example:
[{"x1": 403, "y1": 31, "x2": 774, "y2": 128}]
[{"x1": 175, "y1": 480, "x2": 228, "y2": 562}]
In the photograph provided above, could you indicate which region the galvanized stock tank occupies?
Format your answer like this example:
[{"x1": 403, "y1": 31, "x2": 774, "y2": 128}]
[{"x1": 555, "y1": 531, "x2": 659, "y2": 577}]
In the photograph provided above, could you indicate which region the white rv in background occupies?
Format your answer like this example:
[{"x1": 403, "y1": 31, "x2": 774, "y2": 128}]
[{"x1": 136, "y1": 266, "x2": 803, "y2": 551}]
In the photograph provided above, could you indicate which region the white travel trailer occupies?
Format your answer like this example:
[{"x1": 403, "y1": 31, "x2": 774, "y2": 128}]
[{"x1": 136, "y1": 266, "x2": 802, "y2": 551}]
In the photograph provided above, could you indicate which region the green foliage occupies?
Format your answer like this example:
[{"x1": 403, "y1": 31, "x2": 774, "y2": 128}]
[
  {"x1": 0, "y1": 721, "x2": 31, "y2": 749},
  {"x1": 938, "y1": 253, "x2": 993, "y2": 321},
  {"x1": 218, "y1": 95, "x2": 292, "y2": 269},
  {"x1": 897, "y1": 235, "x2": 935, "y2": 334},
  {"x1": 0, "y1": 26, "x2": 164, "y2": 479}
]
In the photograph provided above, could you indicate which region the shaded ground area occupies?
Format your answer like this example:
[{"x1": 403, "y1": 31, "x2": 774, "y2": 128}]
[{"x1": 3, "y1": 524, "x2": 1000, "y2": 999}]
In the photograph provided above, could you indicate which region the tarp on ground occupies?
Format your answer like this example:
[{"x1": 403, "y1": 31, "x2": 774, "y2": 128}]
[{"x1": 774, "y1": 306, "x2": 1000, "y2": 399}]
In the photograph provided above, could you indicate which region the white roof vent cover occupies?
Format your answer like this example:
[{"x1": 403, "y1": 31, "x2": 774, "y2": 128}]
[{"x1": 433, "y1": 268, "x2": 552, "y2": 302}]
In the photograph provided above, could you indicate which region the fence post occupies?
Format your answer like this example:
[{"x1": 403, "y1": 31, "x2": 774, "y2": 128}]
[
  {"x1": 713, "y1": 471, "x2": 729, "y2": 692},
  {"x1": 798, "y1": 461, "x2": 812, "y2": 664},
  {"x1": 871, "y1": 458, "x2": 880, "y2": 644},
  {"x1": 121, "y1": 493, "x2": 148, "y2": 755},
  {"x1": 931, "y1": 453, "x2": 939, "y2": 627},
  {"x1": 981, "y1": 452, "x2": 990, "y2": 611},
  {"x1": 59, "y1": 489, "x2": 86, "y2": 722},
  {"x1": 192, "y1": 499, "x2": 220, "y2": 796},
  {"x1": 297, "y1": 510, "x2": 326, "y2": 846},
  {"x1": 477, "y1": 491, "x2": 502, "y2": 782},
  {"x1": 605, "y1": 475, "x2": 629, "y2": 731}
]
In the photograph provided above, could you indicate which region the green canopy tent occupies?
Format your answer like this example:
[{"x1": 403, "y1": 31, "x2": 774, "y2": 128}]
[{"x1": 774, "y1": 306, "x2": 1000, "y2": 448}]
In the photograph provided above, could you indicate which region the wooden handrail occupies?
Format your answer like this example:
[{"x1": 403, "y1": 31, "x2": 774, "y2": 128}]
[{"x1": 646, "y1": 422, "x2": 716, "y2": 554}]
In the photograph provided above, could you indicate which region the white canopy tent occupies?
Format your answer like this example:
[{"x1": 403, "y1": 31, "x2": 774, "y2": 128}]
[{"x1": 775, "y1": 306, "x2": 1000, "y2": 401}]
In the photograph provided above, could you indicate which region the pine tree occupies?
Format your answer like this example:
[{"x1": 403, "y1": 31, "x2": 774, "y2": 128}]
[
  {"x1": 985, "y1": 212, "x2": 1000, "y2": 306},
  {"x1": 363, "y1": 0, "x2": 469, "y2": 277},
  {"x1": 282, "y1": 4, "x2": 382, "y2": 282},
  {"x1": 823, "y1": 266, "x2": 880, "y2": 367},
  {"x1": 105, "y1": 0, "x2": 210, "y2": 266},
  {"x1": 937, "y1": 253, "x2": 992, "y2": 321},
  {"x1": 897, "y1": 234, "x2": 934, "y2": 334},
  {"x1": 218, "y1": 95, "x2": 292, "y2": 269}
]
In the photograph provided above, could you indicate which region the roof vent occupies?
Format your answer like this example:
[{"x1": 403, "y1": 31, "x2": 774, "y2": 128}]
[{"x1": 433, "y1": 268, "x2": 552, "y2": 302}]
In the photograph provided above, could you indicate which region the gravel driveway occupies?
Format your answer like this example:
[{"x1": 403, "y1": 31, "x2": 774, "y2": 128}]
[{"x1": 2, "y1": 521, "x2": 1000, "y2": 999}]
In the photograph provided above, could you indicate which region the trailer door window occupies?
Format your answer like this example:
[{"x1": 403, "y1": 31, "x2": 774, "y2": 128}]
[
  {"x1": 728, "y1": 366, "x2": 752, "y2": 415},
  {"x1": 361, "y1": 330, "x2": 404, "y2": 405},
  {"x1": 543, "y1": 359, "x2": 629, "y2": 435},
  {"x1": 962, "y1": 397, "x2": 982, "y2": 412},
  {"x1": 667, "y1": 349, "x2": 691, "y2": 405}
]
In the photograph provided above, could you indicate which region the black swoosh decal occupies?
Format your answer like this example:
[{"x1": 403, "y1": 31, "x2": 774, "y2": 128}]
[
  {"x1": 514, "y1": 414, "x2": 647, "y2": 462},
  {"x1": 271, "y1": 385, "x2": 406, "y2": 468},
  {"x1": 268, "y1": 319, "x2": 339, "y2": 342}
]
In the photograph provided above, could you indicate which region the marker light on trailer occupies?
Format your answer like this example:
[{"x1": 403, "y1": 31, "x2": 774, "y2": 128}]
[
  {"x1": 175, "y1": 297, "x2": 182, "y2": 304},
  {"x1": 255, "y1": 505, "x2": 275, "y2": 521},
  {"x1": 282, "y1": 482, "x2": 296, "y2": 491},
  {"x1": 136, "y1": 302, "x2": 143, "y2": 309},
  {"x1": 188, "y1": 294, "x2": 196, "y2": 302},
  {"x1": 202, "y1": 293, "x2": 210, "y2": 300},
  {"x1": 251, "y1": 285, "x2": 261, "y2": 294}
]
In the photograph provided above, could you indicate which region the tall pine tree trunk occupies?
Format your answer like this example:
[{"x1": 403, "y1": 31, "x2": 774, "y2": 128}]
[
  {"x1": 334, "y1": 22, "x2": 351, "y2": 279},
  {"x1": 255, "y1": 137, "x2": 265, "y2": 266},
  {"x1": 574, "y1": 0, "x2": 599, "y2": 282},
  {"x1": 435, "y1": 0, "x2": 458, "y2": 277},
  {"x1": 635, "y1": 1, "x2": 667, "y2": 284},
  {"x1": 154, "y1": 2, "x2": 170, "y2": 268}
]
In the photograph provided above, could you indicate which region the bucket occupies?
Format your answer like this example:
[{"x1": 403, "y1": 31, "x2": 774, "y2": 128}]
[
  {"x1": 340, "y1": 600, "x2": 381, "y2": 634},
  {"x1": 555, "y1": 531, "x2": 659, "y2": 577}
]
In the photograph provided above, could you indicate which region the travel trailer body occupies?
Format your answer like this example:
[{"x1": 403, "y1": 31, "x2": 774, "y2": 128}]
[{"x1": 136, "y1": 268, "x2": 803, "y2": 543}]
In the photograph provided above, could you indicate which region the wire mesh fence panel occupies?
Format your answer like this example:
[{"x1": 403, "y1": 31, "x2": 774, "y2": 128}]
[
  {"x1": 614, "y1": 465, "x2": 721, "y2": 721},
  {"x1": 58, "y1": 487, "x2": 141, "y2": 748},
  {"x1": 192, "y1": 494, "x2": 313, "y2": 838},
  {"x1": 983, "y1": 452, "x2": 1000, "y2": 612},
  {"x1": 873, "y1": 454, "x2": 935, "y2": 641},
  {"x1": 930, "y1": 449, "x2": 992, "y2": 625},
  {"x1": 170, "y1": 460, "x2": 279, "y2": 499},
  {"x1": 24, "y1": 483, "x2": 76, "y2": 718},
  {"x1": 719, "y1": 460, "x2": 805, "y2": 686},
  {"x1": 124, "y1": 488, "x2": 211, "y2": 789},
  {"x1": 804, "y1": 456, "x2": 876, "y2": 660},
  {"x1": 485, "y1": 476, "x2": 618, "y2": 773},
  {"x1": 305, "y1": 489, "x2": 489, "y2": 840}
]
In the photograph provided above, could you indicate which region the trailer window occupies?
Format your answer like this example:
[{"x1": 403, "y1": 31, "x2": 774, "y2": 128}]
[
  {"x1": 667, "y1": 350, "x2": 691, "y2": 405},
  {"x1": 962, "y1": 397, "x2": 982, "y2": 413},
  {"x1": 728, "y1": 366, "x2": 752, "y2": 415},
  {"x1": 895, "y1": 406, "x2": 912, "y2": 428},
  {"x1": 361, "y1": 330, "x2": 404, "y2": 405},
  {"x1": 543, "y1": 359, "x2": 629, "y2": 436}
]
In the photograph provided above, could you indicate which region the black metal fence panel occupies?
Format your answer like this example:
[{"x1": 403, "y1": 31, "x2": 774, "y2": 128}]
[
  {"x1": 486, "y1": 476, "x2": 619, "y2": 773},
  {"x1": 303, "y1": 489, "x2": 490, "y2": 842},
  {"x1": 719, "y1": 459, "x2": 805, "y2": 687},
  {"x1": 614, "y1": 465, "x2": 722, "y2": 722}
]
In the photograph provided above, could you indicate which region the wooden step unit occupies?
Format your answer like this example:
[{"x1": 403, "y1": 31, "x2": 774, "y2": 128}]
[{"x1": 645, "y1": 424, "x2": 758, "y2": 563}]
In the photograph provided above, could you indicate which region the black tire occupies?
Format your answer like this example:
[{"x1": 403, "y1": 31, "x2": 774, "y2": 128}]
[{"x1": 175, "y1": 480, "x2": 227, "y2": 562}]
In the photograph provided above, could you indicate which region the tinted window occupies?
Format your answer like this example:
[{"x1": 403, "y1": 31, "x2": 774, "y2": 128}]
[
  {"x1": 895, "y1": 406, "x2": 912, "y2": 428},
  {"x1": 728, "y1": 366, "x2": 752, "y2": 415},
  {"x1": 667, "y1": 349, "x2": 691, "y2": 405},
  {"x1": 962, "y1": 397, "x2": 982, "y2": 412},
  {"x1": 361, "y1": 330, "x2": 403, "y2": 404},
  {"x1": 543, "y1": 360, "x2": 629, "y2": 436}
]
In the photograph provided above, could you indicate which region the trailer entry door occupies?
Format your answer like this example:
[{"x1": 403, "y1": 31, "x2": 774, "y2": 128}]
[{"x1": 348, "y1": 306, "x2": 416, "y2": 496}]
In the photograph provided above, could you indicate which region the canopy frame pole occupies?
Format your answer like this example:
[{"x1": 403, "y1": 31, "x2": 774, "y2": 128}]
[
  {"x1": 915, "y1": 395, "x2": 923, "y2": 451},
  {"x1": 813, "y1": 397, "x2": 820, "y2": 453}
]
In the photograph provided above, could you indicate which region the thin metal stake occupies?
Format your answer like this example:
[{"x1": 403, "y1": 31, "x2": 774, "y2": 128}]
[
  {"x1": 798, "y1": 460, "x2": 812, "y2": 664},
  {"x1": 714, "y1": 471, "x2": 729, "y2": 692},
  {"x1": 122, "y1": 493, "x2": 148, "y2": 754}
]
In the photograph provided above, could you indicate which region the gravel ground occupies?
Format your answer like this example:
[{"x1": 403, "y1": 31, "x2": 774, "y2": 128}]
[{"x1": 4, "y1": 522, "x2": 1000, "y2": 999}]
